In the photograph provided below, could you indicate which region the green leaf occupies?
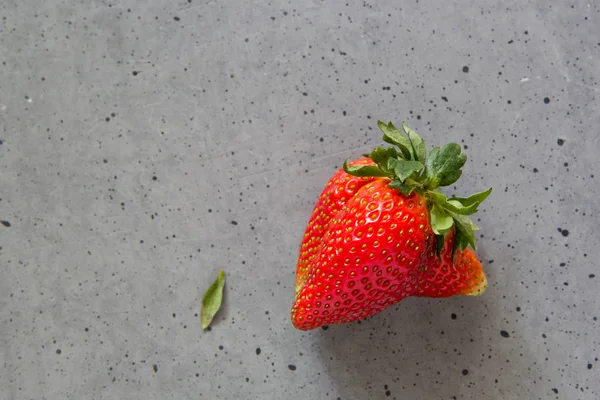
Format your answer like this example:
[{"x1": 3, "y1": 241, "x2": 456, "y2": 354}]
[
  {"x1": 387, "y1": 158, "x2": 424, "y2": 181},
  {"x1": 343, "y1": 159, "x2": 391, "y2": 177},
  {"x1": 367, "y1": 147, "x2": 389, "y2": 166},
  {"x1": 425, "y1": 144, "x2": 467, "y2": 189},
  {"x1": 450, "y1": 213, "x2": 479, "y2": 251},
  {"x1": 386, "y1": 146, "x2": 399, "y2": 160},
  {"x1": 366, "y1": 147, "x2": 399, "y2": 173},
  {"x1": 388, "y1": 179, "x2": 417, "y2": 195},
  {"x1": 451, "y1": 236, "x2": 459, "y2": 263},
  {"x1": 378, "y1": 120, "x2": 413, "y2": 159},
  {"x1": 435, "y1": 234, "x2": 445, "y2": 259},
  {"x1": 201, "y1": 270, "x2": 226, "y2": 330},
  {"x1": 430, "y1": 204, "x2": 454, "y2": 235},
  {"x1": 449, "y1": 187, "x2": 492, "y2": 208},
  {"x1": 428, "y1": 191, "x2": 478, "y2": 216},
  {"x1": 402, "y1": 122, "x2": 426, "y2": 163}
]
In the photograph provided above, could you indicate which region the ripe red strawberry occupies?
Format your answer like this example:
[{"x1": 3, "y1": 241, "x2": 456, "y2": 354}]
[{"x1": 291, "y1": 121, "x2": 491, "y2": 330}]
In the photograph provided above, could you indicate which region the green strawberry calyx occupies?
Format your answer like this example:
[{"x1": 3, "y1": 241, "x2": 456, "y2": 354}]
[{"x1": 343, "y1": 120, "x2": 492, "y2": 259}]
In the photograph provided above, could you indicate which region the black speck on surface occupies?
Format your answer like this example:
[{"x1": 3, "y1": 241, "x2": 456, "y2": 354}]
[
  {"x1": 451, "y1": 313, "x2": 457, "y2": 320},
  {"x1": 462, "y1": 66, "x2": 469, "y2": 73},
  {"x1": 500, "y1": 330, "x2": 510, "y2": 338},
  {"x1": 256, "y1": 348, "x2": 261, "y2": 355},
  {"x1": 231, "y1": 220, "x2": 238, "y2": 225},
  {"x1": 462, "y1": 369, "x2": 469, "y2": 375},
  {"x1": 557, "y1": 138, "x2": 565, "y2": 146},
  {"x1": 153, "y1": 364, "x2": 158, "y2": 373},
  {"x1": 558, "y1": 228, "x2": 569, "y2": 237},
  {"x1": 588, "y1": 363, "x2": 593, "y2": 369},
  {"x1": 1, "y1": 220, "x2": 10, "y2": 227},
  {"x1": 152, "y1": 176, "x2": 158, "y2": 181},
  {"x1": 174, "y1": 16, "x2": 180, "y2": 21},
  {"x1": 132, "y1": 71, "x2": 139, "y2": 76},
  {"x1": 288, "y1": 364, "x2": 296, "y2": 371},
  {"x1": 543, "y1": 97, "x2": 550, "y2": 104},
  {"x1": 552, "y1": 388, "x2": 558, "y2": 394},
  {"x1": 56, "y1": 349, "x2": 62, "y2": 355}
]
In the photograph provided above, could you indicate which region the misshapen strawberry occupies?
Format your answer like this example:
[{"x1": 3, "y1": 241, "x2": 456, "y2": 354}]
[{"x1": 291, "y1": 121, "x2": 491, "y2": 330}]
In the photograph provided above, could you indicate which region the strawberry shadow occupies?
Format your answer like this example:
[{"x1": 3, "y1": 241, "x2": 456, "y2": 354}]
[{"x1": 316, "y1": 292, "x2": 520, "y2": 399}]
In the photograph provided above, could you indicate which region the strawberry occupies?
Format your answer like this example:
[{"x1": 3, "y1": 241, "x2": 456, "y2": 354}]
[{"x1": 291, "y1": 121, "x2": 491, "y2": 330}]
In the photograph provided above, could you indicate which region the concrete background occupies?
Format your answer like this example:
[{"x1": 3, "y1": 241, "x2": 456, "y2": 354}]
[{"x1": 1, "y1": 0, "x2": 598, "y2": 399}]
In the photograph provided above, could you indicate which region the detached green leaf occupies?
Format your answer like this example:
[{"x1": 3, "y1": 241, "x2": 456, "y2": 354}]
[
  {"x1": 201, "y1": 270, "x2": 226, "y2": 330},
  {"x1": 378, "y1": 120, "x2": 413, "y2": 159},
  {"x1": 402, "y1": 122, "x2": 426, "y2": 163},
  {"x1": 387, "y1": 158, "x2": 424, "y2": 181},
  {"x1": 430, "y1": 204, "x2": 454, "y2": 235},
  {"x1": 425, "y1": 144, "x2": 467, "y2": 189},
  {"x1": 449, "y1": 187, "x2": 492, "y2": 208},
  {"x1": 343, "y1": 159, "x2": 391, "y2": 177}
]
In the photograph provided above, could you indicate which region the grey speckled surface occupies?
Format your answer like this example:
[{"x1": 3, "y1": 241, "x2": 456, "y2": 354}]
[{"x1": 1, "y1": 1, "x2": 599, "y2": 399}]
